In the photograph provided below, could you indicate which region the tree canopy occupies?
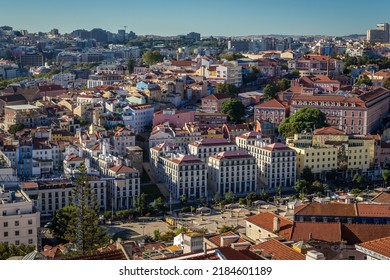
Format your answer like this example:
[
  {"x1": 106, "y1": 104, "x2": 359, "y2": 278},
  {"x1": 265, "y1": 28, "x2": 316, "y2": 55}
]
[
  {"x1": 384, "y1": 78, "x2": 390, "y2": 90},
  {"x1": 262, "y1": 78, "x2": 291, "y2": 101},
  {"x1": 278, "y1": 107, "x2": 327, "y2": 138},
  {"x1": 51, "y1": 164, "x2": 108, "y2": 254},
  {"x1": 355, "y1": 75, "x2": 372, "y2": 86},
  {"x1": 142, "y1": 50, "x2": 163, "y2": 66},
  {"x1": 216, "y1": 83, "x2": 239, "y2": 97},
  {"x1": 0, "y1": 243, "x2": 36, "y2": 260},
  {"x1": 8, "y1": 123, "x2": 25, "y2": 135},
  {"x1": 221, "y1": 98, "x2": 245, "y2": 122}
]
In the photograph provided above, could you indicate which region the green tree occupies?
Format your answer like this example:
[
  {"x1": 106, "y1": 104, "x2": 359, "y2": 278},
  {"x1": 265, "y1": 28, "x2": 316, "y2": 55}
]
[
  {"x1": 8, "y1": 123, "x2": 25, "y2": 135},
  {"x1": 221, "y1": 98, "x2": 245, "y2": 122},
  {"x1": 355, "y1": 75, "x2": 372, "y2": 86},
  {"x1": 224, "y1": 191, "x2": 236, "y2": 204},
  {"x1": 384, "y1": 78, "x2": 390, "y2": 90},
  {"x1": 153, "y1": 197, "x2": 166, "y2": 212},
  {"x1": 263, "y1": 83, "x2": 279, "y2": 101},
  {"x1": 219, "y1": 53, "x2": 245, "y2": 61},
  {"x1": 352, "y1": 173, "x2": 365, "y2": 189},
  {"x1": 136, "y1": 193, "x2": 147, "y2": 216},
  {"x1": 301, "y1": 166, "x2": 315, "y2": 183},
  {"x1": 276, "y1": 78, "x2": 291, "y2": 91},
  {"x1": 52, "y1": 164, "x2": 108, "y2": 254},
  {"x1": 382, "y1": 169, "x2": 390, "y2": 187},
  {"x1": 311, "y1": 181, "x2": 326, "y2": 195},
  {"x1": 278, "y1": 107, "x2": 327, "y2": 138},
  {"x1": 142, "y1": 50, "x2": 163, "y2": 66},
  {"x1": 216, "y1": 83, "x2": 239, "y2": 97},
  {"x1": 214, "y1": 192, "x2": 221, "y2": 204},
  {"x1": 153, "y1": 229, "x2": 161, "y2": 241},
  {"x1": 294, "y1": 179, "x2": 310, "y2": 197},
  {"x1": 180, "y1": 194, "x2": 188, "y2": 206},
  {"x1": 127, "y1": 56, "x2": 136, "y2": 74},
  {"x1": 0, "y1": 242, "x2": 36, "y2": 260}
]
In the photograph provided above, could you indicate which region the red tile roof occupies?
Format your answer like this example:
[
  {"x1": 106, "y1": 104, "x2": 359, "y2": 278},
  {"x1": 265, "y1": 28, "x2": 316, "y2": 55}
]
[
  {"x1": 262, "y1": 143, "x2": 293, "y2": 151},
  {"x1": 371, "y1": 192, "x2": 390, "y2": 204},
  {"x1": 313, "y1": 126, "x2": 346, "y2": 135},
  {"x1": 356, "y1": 236, "x2": 390, "y2": 259},
  {"x1": 236, "y1": 131, "x2": 262, "y2": 140},
  {"x1": 355, "y1": 204, "x2": 390, "y2": 218},
  {"x1": 290, "y1": 222, "x2": 341, "y2": 242},
  {"x1": 250, "y1": 238, "x2": 305, "y2": 260},
  {"x1": 341, "y1": 223, "x2": 390, "y2": 245},
  {"x1": 109, "y1": 165, "x2": 137, "y2": 173},
  {"x1": 212, "y1": 150, "x2": 253, "y2": 160},
  {"x1": 170, "y1": 154, "x2": 203, "y2": 164},
  {"x1": 255, "y1": 99, "x2": 286, "y2": 109},
  {"x1": 245, "y1": 212, "x2": 293, "y2": 240},
  {"x1": 202, "y1": 94, "x2": 231, "y2": 100},
  {"x1": 294, "y1": 203, "x2": 357, "y2": 217},
  {"x1": 206, "y1": 231, "x2": 246, "y2": 247}
]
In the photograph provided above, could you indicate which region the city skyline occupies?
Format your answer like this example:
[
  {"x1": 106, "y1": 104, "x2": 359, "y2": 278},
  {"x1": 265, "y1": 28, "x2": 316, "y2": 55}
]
[{"x1": 1, "y1": 0, "x2": 390, "y2": 37}]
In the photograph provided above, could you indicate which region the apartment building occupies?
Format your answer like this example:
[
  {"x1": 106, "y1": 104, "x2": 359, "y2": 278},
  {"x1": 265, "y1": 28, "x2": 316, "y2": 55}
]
[
  {"x1": 122, "y1": 104, "x2": 154, "y2": 133},
  {"x1": 110, "y1": 127, "x2": 135, "y2": 157},
  {"x1": 208, "y1": 151, "x2": 257, "y2": 197},
  {"x1": 20, "y1": 178, "x2": 108, "y2": 216},
  {"x1": 247, "y1": 143, "x2": 296, "y2": 192},
  {"x1": 159, "y1": 154, "x2": 207, "y2": 200},
  {"x1": 236, "y1": 131, "x2": 271, "y2": 151},
  {"x1": 194, "y1": 111, "x2": 228, "y2": 129},
  {"x1": 153, "y1": 109, "x2": 195, "y2": 128},
  {"x1": 290, "y1": 87, "x2": 390, "y2": 135},
  {"x1": 87, "y1": 74, "x2": 123, "y2": 88},
  {"x1": 106, "y1": 165, "x2": 140, "y2": 210},
  {"x1": 201, "y1": 94, "x2": 230, "y2": 113},
  {"x1": 286, "y1": 127, "x2": 375, "y2": 180},
  {"x1": 188, "y1": 138, "x2": 238, "y2": 161},
  {"x1": 0, "y1": 187, "x2": 40, "y2": 246},
  {"x1": 150, "y1": 142, "x2": 183, "y2": 181},
  {"x1": 288, "y1": 55, "x2": 343, "y2": 76},
  {"x1": 4, "y1": 104, "x2": 45, "y2": 130},
  {"x1": 254, "y1": 99, "x2": 287, "y2": 126}
]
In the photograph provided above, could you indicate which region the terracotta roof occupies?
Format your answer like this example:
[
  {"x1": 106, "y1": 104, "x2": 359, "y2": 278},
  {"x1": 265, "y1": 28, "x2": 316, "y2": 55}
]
[
  {"x1": 358, "y1": 87, "x2": 389, "y2": 103},
  {"x1": 341, "y1": 223, "x2": 390, "y2": 245},
  {"x1": 245, "y1": 212, "x2": 293, "y2": 240},
  {"x1": 356, "y1": 236, "x2": 390, "y2": 259},
  {"x1": 212, "y1": 150, "x2": 253, "y2": 160},
  {"x1": 20, "y1": 182, "x2": 38, "y2": 189},
  {"x1": 67, "y1": 249, "x2": 127, "y2": 260},
  {"x1": 109, "y1": 165, "x2": 137, "y2": 173},
  {"x1": 236, "y1": 131, "x2": 262, "y2": 140},
  {"x1": 294, "y1": 203, "x2": 356, "y2": 217},
  {"x1": 206, "y1": 231, "x2": 246, "y2": 247},
  {"x1": 290, "y1": 222, "x2": 341, "y2": 242},
  {"x1": 355, "y1": 204, "x2": 390, "y2": 217},
  {"x1": 190, "y1": 138, "x2": 232, "y2": 147},
  {"x1": 65, "y1": 153, "x2": 84, "y2": 162},
  {"x1": 170, "y1": 154, "x2": 203, "y2": 164},
  {"x1": 183, "y1": 247, "x2": 264, "y2": 260},
  {"x1": 250, "y1": 238, "x2": 306, "y2": 260},
  {"x1": 255, "y1": 99, "x2": 286, "y2": 109},
  {"x1": 262, "y1": 143, "x2": 293, "y2": 151},
  {"x1": 202, "y1": 94, "x2": 231, "y2": 101},
  {"x1": 313, "y1": 126, "x2": 346, "y2": 135},
  {"x1": 371, "y1": 192, "x2": 390, "y2": 204}
]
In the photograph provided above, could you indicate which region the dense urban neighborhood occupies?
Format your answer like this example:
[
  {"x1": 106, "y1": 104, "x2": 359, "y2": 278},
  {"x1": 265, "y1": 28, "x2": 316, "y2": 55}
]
[{"x1": 1, "y1": 21, "x2": 390, "y2": 261}]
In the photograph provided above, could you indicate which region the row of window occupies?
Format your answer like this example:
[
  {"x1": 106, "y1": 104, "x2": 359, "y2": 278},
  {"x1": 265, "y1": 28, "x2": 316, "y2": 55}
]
[
  {"x1": 3, "y1": 220, "x2": 33, "y2": 227},
  {"x1": 4, "y1": 229, "x2": 34, "y2": 237}
]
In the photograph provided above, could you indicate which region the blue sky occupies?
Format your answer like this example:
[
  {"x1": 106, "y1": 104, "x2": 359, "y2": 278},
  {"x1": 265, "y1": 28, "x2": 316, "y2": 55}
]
[{"x1": 1, "y1": 0, "x2": 390, "y2": 36}]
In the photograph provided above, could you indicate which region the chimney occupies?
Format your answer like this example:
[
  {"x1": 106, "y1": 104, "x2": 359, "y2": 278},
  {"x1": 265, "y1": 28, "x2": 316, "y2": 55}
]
[
  {"x1": 309, "y1": 232, "x2": 313, "y2": 240},
  {"x1": 203, "y1": 242, "x2": 207, "y2": 255},
  {"x1": 273, "y1": 217, "x2": 280, "y2": 233}
]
